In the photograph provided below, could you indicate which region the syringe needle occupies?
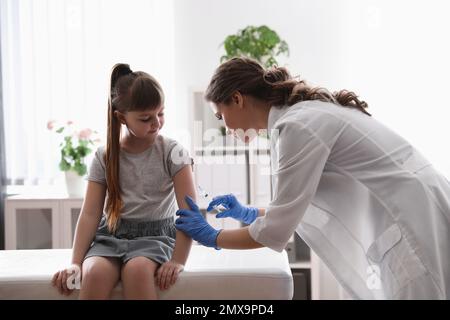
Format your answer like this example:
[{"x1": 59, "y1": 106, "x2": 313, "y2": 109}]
[
  {"x1": 197, "y1": 185, "x2": 227, "y2": 213},
  {"x1": 197, "y1": 185, "x2": 209, "y2": 198}
]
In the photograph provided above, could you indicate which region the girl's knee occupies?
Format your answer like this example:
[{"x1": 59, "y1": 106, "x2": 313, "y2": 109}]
[
  {"x1": 82, "y1": 257, "x2": 119, "y2": 284},
  {"x1": 122, "y1": 256, "x2": 158, "y2": 277}
]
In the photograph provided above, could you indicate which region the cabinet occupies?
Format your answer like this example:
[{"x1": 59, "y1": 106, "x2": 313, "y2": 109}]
[{"x1": 5, "y1": 195, "x2": 83, "y2": 250}]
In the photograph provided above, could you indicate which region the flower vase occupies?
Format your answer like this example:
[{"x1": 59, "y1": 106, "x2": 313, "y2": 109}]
[{"x1": 65, "y1": 170, "x2": 86, "y2": 198}]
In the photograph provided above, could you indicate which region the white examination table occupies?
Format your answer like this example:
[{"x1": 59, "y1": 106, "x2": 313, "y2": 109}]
[{"x1": 0, "y1": 246, "x2": 293, "y2": 299}]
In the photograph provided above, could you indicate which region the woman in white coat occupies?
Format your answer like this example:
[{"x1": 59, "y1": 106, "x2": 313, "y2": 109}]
[{"x1": 175, "y1": 57, "x2": 450, "y2": 299}]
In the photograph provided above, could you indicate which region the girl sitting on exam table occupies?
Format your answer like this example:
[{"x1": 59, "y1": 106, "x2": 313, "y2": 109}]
[{"x1": 52, "y1": 63, "x2": 195, "y2": 299}]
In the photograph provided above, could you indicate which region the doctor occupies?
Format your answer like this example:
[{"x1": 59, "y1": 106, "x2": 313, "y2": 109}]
[{"x1": 175, "y1": 57, "x2": 450, "y2": 299}]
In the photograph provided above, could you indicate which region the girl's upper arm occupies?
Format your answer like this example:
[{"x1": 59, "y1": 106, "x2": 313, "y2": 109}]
[
  {"x1": 172, "y1": 165, "x2": 196, "y2": 209},
  {"x1": 81, "y1": 180, "x2": 107, "y2": 220}
]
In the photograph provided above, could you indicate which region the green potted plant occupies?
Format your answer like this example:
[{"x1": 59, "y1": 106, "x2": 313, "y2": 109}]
[
  {"x1": 220, "y1": 25, "x2": 289, "y2": 68},
  {"x1": 47, "y1": 120, "x2": 100, "y2": 197}
]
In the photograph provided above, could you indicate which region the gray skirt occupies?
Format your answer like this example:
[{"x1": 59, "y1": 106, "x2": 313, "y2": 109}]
[{"x1": 84, "y1": 216, "x2": 176, "y2": 265}]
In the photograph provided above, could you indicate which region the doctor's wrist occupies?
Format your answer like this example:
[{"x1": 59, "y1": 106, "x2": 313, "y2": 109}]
[
  {"x1": 199, "y1": 223, "x2": 222, "y2": 250},
  {"x1": 214, "y1": 229, "x2": 223, "y2": 250},
  {"x1": 241, "y1": 206, "x2": 259, "y2": 225},
  {"x1": 210, "y1": 228, "x2": 222, "y2": 250}
]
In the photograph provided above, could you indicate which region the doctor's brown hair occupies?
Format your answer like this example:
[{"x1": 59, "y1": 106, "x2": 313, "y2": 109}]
[
  {"x1": 105, "y1": 63, "x2": 164, "y2": 232},
  {"x1": 205, "y1": 57, "x2": 371, "y2": 116}
]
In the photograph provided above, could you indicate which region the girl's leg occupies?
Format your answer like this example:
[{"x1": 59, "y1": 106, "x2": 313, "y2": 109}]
[
  {"x1": 121, "y1": 256, "x2": 159, "y2": 300},
  {"x1": 79, "y1": 256, "x2": 121, "y2": 300}
]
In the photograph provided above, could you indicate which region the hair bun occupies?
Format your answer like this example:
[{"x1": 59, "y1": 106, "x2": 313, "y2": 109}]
[{"x1": 263, "y1": 66, "x2": 291, "y2": 84}]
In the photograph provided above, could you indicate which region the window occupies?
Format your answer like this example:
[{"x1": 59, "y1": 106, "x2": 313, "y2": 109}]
[{"x1": 0, "y1": 0, "x2": 176, "y2": 190}]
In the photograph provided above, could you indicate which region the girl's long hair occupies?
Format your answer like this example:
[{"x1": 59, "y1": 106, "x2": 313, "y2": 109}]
[
  {"x1": 105, "y1": 63, "x2": 164, "y2": 232},
  {"x1": 205, "y1": 57, "x2": 370, "y2": 116}
]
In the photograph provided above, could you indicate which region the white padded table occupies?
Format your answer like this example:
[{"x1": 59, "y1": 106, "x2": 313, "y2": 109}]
[{"x1": 0, "y1": 246, "x2": 293, "y2": 299}]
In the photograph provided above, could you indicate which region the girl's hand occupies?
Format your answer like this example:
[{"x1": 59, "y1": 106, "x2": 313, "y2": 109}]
[
  {"x1": 52, "y1": 264, "x2": 82, "y2": 296},
  {"x1": 156, "y1": 260, "x2": 184, "y2": 290}
]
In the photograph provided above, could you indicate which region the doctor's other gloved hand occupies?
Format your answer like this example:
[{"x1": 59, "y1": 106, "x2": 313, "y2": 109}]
[
  {"x1": 175, "y1": 196, "x2": 221, "y2": 250},
  {"x1": 207, "y1": 194, "x2": 258, "y2": 225}
]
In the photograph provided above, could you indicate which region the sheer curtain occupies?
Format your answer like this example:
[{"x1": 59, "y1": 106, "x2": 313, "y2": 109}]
[
  {"x1": 0, "y1": 0, "x2": 176, "y2": 190},
  {"x1": 0, "y1": 2, "x2": 6, "y2": 248}
]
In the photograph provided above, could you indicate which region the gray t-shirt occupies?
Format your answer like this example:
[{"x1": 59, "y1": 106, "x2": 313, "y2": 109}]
[{"x1": 87, "y1": 135, "x2": 193, "y2": 221}]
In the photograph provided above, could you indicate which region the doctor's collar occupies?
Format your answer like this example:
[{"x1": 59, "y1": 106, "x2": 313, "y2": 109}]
[{"x1": 268, "y1": 105, "x2": 289, "y2": 133}]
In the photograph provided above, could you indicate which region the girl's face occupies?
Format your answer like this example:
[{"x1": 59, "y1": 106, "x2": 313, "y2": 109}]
[{"x1": 116, "y1": 105, "x2": 165, "y2": 140}]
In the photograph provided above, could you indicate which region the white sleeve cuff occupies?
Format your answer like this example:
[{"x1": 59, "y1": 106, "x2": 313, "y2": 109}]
[{"x1": 248, "y1": 217, "x2": 287, "y2": 253}]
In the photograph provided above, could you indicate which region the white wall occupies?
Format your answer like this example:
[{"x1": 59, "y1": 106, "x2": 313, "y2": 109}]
[
  {"x1": 173, "y1": 0, "x2": 450, "y2": 178},
  {"x1": 337, "y1": 0, "x2": 450, "y2": 179}
]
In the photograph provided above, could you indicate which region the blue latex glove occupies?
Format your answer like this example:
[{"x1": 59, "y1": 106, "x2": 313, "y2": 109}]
[
  {"x1": 207, "y1": 194, "x2": 259, "y2": 225},
  {"x1": 175, "y1": 196, "x2": 221, "y2": 250}
]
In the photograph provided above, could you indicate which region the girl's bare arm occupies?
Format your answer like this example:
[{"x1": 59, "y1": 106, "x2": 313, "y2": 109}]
[
  {"x1": 71, "y1": 181, "x2": 107, "y2": 265},
  {"x1": 170, "y1": 165, "x2": 196, "y2": 264},
  {"x1": 53, "y1": 181, "x2": 106, "y2": 295}
]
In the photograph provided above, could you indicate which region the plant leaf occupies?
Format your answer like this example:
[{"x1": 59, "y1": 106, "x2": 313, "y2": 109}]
[{"x1": 220, "y1": 25, "x2": 289, "y2": 66}]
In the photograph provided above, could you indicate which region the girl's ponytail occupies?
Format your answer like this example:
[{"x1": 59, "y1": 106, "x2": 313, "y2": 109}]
[{"x1": 105, "y1": 63, "x2": 133, "y2": 233}]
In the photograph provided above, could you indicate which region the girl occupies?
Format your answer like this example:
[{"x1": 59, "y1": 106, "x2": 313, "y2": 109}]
[
  {"x1": 176, "y1": 57, "x2": 450, "y2": 299},
  {"x1": 52, "y1": 63, "x2": 195, "y2": 299}
]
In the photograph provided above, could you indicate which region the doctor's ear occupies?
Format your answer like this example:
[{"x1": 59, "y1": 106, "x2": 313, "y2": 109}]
[
  {"x1": 114, "y1": 110, "x2": 127, "y2": 125},
  {"x1": 231, "y1": 92, "x2": 244, "y2": 108}
]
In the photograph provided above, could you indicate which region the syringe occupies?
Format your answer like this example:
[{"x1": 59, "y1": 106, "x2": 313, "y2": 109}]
[{"x1": 197, "y1": 185, "x2": 228, "y2": 214}]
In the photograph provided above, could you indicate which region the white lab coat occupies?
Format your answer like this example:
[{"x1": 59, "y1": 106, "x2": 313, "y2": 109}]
[{"x1": 248, "y1": 100, "x2": 450, "y2": 299}]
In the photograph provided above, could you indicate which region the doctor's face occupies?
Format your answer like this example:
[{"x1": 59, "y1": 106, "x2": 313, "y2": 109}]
[{"x1": 211, "y1": 96, "x2": 258, "y2": 143}]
